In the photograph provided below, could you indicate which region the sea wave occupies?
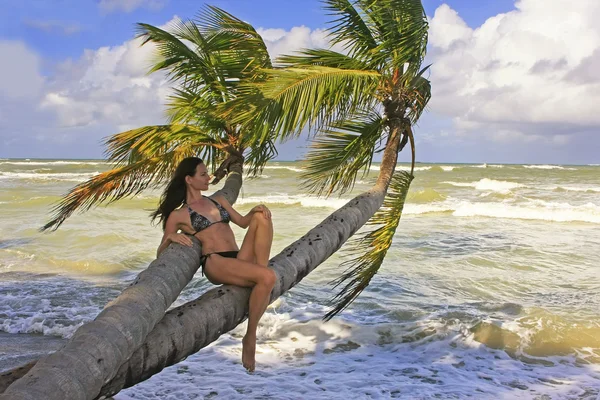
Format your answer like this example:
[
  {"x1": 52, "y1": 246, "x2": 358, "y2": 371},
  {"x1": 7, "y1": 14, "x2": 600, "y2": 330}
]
[
  {"x1": 0, "y1": 160, "x2": 107, "y2": 166},
  {"x1": 452, "y1": 201, "x2": 600, "y2": 223},
  {"x1": 442, "y1": 179, "x2": 523, "y2": 193},
  {"x1": 440, "y1": 166, "x2": 457, "y2": 171},
  {"x1": 370, "y1": 165, "x2": 432, "y2": 172},
  {"x1": 551, "y1": 185, "x2": 600, "y2": 193},
  {"x1": 407, "y1": 188, "x2": 446, "y2": 203},
  {"x1": 402, "y1": 198, "x2": 600, "y2": 223},
  {"x1": 0, "y1": 171, "x2": 99, "y2": 182},
  {"x1": 263, "y1": 166, "x2": 304, "y2": 172},
  {"x1": 524, "y1": 165, "x2": 576, "y2": 170},
  {"x1": 112, "y1": 302, "x2": 600, "y2": 399}
]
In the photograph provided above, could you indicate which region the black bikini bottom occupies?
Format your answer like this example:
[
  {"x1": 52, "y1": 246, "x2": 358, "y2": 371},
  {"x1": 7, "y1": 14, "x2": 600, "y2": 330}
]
[{"x1": 200, "y1": 251, "x2": 239, "y2": 275}]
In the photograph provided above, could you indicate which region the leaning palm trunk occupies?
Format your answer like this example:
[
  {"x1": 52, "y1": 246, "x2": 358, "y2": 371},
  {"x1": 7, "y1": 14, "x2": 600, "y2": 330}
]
[
  {"x1": 1, "y1": 133, "x2": 403, "y2": 399},
  {"x1": 0, "y1": 187, "x2": 382, "y2": 398},
  {"x1": 96, "y1": 133, "x2": 401, "y2": 398},
  {"x1": 98, "y1": 187, "x2": 386, "y2": 398},
  {"x1": 0, "y1": 165, "x2": 243, "y2": 400}
]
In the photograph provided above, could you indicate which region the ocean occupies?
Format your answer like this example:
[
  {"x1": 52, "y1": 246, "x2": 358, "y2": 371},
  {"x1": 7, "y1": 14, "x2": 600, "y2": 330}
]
[{"x1": 0, "y1": 159, "x2": 599, "y2": 399}]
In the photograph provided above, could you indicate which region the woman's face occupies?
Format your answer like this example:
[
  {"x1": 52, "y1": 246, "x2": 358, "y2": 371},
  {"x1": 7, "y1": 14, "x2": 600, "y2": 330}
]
[{"x1": 186, "y1": 163, "x2": 210, "y2": 191}]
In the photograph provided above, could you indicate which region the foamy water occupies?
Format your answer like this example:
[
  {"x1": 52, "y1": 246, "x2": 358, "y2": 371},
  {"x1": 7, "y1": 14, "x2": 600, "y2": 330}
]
[{"x1": 1, "y1": 159, "x2": 599, "y2": 399}]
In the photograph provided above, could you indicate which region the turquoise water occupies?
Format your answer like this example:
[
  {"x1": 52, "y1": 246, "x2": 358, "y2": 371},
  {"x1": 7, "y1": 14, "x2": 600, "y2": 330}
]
[{"x1": 1, "y1": 159, "x2": 599, "y2": 399}]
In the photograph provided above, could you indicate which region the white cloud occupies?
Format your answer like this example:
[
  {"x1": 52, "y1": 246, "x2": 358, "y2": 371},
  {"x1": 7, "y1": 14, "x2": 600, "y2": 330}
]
[
  {"x1": 427, "y1": 0, "x2": 600, "y2": 143},
  {"x1": 40, "y1": 35, "x2": 170, "y2": 129},
  {"x1": 2, "y1": 7, "x2": 598, "y2": 163},
  {"x1": 23, "y1": 19, "x2": 83, "y2": 35},
  {"x1": 0, "y1": 40, "x2": 44, "y2": 99},
  {"x1": 257, "y1": 26, "x2": 339, "y2": 61},
  {"x1": 0, "y1": 20, "x2": 181, "y2": 157},
  {"x1": 98, "y1": 0, "x2": 167, "y2": 14}
]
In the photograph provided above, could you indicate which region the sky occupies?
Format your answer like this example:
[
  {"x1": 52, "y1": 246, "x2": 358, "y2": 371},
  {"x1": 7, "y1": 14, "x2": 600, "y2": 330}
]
[{"x1": 0, "y1": 0, "x2": 598, "y2": 164}]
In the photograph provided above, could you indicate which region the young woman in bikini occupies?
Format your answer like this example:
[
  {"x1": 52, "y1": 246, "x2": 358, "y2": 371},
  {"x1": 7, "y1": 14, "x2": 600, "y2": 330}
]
[{"x1": 153, "y1": 157, "x2": 275, "y2": 372}]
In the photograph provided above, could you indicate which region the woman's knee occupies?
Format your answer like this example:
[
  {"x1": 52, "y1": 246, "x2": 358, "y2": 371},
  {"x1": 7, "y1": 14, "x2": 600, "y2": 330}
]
[
  {"x1": 259, "y1": 268, "x2": 276, "y2": 288},
  {"x1": 251, "y1": 212, "x2": 272, "y2": 227}
]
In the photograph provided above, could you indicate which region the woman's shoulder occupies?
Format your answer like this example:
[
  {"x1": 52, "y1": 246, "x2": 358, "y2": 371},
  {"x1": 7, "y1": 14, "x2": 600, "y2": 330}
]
[
  {"x1": 169, "y1": 206, "x2": 189, "y2": 221},
  {"x1": 209, "y1": 194, "x2": 230, "y2": 207}
]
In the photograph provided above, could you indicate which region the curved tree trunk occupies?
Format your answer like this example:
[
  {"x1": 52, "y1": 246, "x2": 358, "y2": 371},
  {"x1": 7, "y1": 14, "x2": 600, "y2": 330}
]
[
  {"x1": 97, "y1": 187, "x2": 386, "y2": 398},
  {"x1": 1, "y1": 134, "x2": 403, "y2": 398},
  {"x1": 0, "y1": 164, "x2": 243, "y2": 400}
]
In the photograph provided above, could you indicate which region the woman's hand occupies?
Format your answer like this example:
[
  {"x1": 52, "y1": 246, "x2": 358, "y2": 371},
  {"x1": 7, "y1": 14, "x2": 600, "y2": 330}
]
[
  {"x1": 167, "y1": 232, "x2": 193, "y2": 247},
  {"x1": 251, "y1": 204, "x2": 271, "y2": 220}
]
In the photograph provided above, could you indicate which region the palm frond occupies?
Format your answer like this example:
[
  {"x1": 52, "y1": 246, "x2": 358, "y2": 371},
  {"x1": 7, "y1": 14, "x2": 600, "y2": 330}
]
[
  {"x1": 243, "y1": 138, "x2": 278, "y2": 177},
  {"x1": 198, "y1": 5, "x2": 272, "y2": 72},
  {"x1": 403, "y1": 70, "x2": 431, "y2": 125},
  {"x1": 323, "y1": 0, "x2": 378, "y2": 58},
  {"x1": 301, "y1": 110, "x2": 385, "y2": 196},
  {"x1": 358, "y1": 0, "x2": 428, "y2": 73},
  {"x1": 277, "y1": 48, "x2": 370, "y2": 70},
  {"x1": 104, "y1": 124, "x2": 220, "y2": 164},
  {"x1": 164, "y1": 87, "x2": 219, "y2": 125},
  {"x1": 324, "y1": 170, "x2": 414, "y2": 320},
  {"x1": 229, "y1": 66, "x2": 381, "y2": 142},
  {"x1": 42, "y1": 145, "x2": 200, "y2": 232}
]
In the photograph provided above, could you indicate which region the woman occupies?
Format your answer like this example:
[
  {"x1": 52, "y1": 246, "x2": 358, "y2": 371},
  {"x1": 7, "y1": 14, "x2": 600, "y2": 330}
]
[{"x1": 153, "y1": 157, "x2": 276, "y2": 372}]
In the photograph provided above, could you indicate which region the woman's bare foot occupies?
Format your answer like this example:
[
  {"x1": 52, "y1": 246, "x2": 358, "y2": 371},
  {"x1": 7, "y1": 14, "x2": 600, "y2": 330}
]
[{"x1": 242, "y1": 334, "x2": 256, "y2": 372}]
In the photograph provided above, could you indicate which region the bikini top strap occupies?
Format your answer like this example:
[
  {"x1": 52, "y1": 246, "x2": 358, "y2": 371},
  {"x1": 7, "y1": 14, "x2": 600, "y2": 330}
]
[{"x1": 205, "y1": 196, "x2": 222, "y2": 208}]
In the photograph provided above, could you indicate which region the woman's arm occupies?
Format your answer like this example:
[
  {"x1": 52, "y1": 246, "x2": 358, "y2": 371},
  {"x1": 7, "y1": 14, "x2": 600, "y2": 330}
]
[
  {"x1": 212, "y1": 195, "x2": 271, "y2": 229},
  {"x1": 156, "y1": 211, "x2": 193, "y2": 257}
]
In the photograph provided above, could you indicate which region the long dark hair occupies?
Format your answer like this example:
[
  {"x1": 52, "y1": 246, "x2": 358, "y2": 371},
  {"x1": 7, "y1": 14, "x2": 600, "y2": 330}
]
[{"x1": 152, "y1": 157, "x2": 204, "y2": 230}]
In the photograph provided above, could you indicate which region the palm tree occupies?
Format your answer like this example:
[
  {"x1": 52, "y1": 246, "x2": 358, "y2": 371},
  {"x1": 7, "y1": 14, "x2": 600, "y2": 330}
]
[
  {"x1": 227, "y1": 0, "x2": 431, "y2": 318},
  {"x1": 41, "y1": 6, "x2": 274, "y2": 232},
  {"x1": 1, "y1": 1, "x2": 431, "y2": 398},
  {"x1": 1, "y1": 7, "x2": 275, "y2": 400}
]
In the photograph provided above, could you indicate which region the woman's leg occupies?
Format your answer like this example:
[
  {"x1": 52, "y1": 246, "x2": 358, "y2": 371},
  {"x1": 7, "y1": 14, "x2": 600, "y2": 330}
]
[
  {"x1": 237, "y1": 212, "x2": 273, "y2": 267},
  {"x1": 204, "y1": 254, "x2": 276, "y2": 372}
]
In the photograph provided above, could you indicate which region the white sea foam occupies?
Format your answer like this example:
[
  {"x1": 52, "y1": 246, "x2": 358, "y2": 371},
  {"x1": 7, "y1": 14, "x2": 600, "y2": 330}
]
[
  {"x1": 0, "y1": 160, "x2": 107, "y2": 166},
  {"x1": 403, "y1": 198, "x2": 600, "y2": 223},
  {"x1": 0, "y1": 171, "x2": 100, "y2": 182},
  {"x1": 2, "y1": 159, "x2": 600, "y2": 400},
  {"x1": 551, "y1": 185, "x2": 600, "y2": 193},
  {"x1": 440, "y1": 166, "x2": 456, "y2": 171},
  {"x1": 443, "y1": 179, "x2": 523, "y2": 193},
  {"x1": 263, "y1": 166, "x2": 304, "y2": 172},
  {"x1": 369, "y1": 165, "x2": 432, "y2": 172},
  {"x1": 524, "y1": 164, "x2": 576, "y2": 170},
  {"x1": 112, "y1": 302, "x2": 600, "y2": 400}
]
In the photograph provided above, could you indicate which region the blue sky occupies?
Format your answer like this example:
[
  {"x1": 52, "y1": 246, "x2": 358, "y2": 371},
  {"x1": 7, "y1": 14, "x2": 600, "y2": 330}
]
[{"x1": 1, "y1": 0, "x2": 598, "y2": 164}]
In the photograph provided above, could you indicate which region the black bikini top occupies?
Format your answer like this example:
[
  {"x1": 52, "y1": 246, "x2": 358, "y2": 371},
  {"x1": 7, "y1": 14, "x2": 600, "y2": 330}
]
[{"x1": 187, "y1": 196, "x2": 231, "y2": 234}]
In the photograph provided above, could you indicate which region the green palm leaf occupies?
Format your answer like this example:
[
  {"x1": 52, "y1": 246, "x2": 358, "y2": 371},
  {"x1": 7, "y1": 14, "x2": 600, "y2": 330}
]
[
  {"x1": 42, "y1": 144, "x2": 200, "y2": 232},
  {"x1": 42, "y1": 7, "x2": 281, "y2": 230},
  {"x1": 231, "y1": 67, "x2": 382, "y2": 142},
  {"x1": 301, "y1": 110, "x2": 385, "y2": 196},
  {"x1": 277, "y1": 48, "x2": 371, "y2": 70},
  {"x1": 198, "y1": 5, "x2": 272, "y2": 72},
  {"x1": 403, "y1": 71, "x2": 431, "y2": 124},
  {"x1": 136, "y1": 22, "x2": 225, "y2": 100},
  {"x1": 358, "y1": 0, "x2": 428, "y2": 72},
  {"x1": 104, "y1": 125, "x2": 219, "y2": 166},
  {"x1": 323, "y1": 0, "x2": 378, "y2": 58},
  {"x1": 324, "y1": 170, "x2": 414, "y2": 320}
]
